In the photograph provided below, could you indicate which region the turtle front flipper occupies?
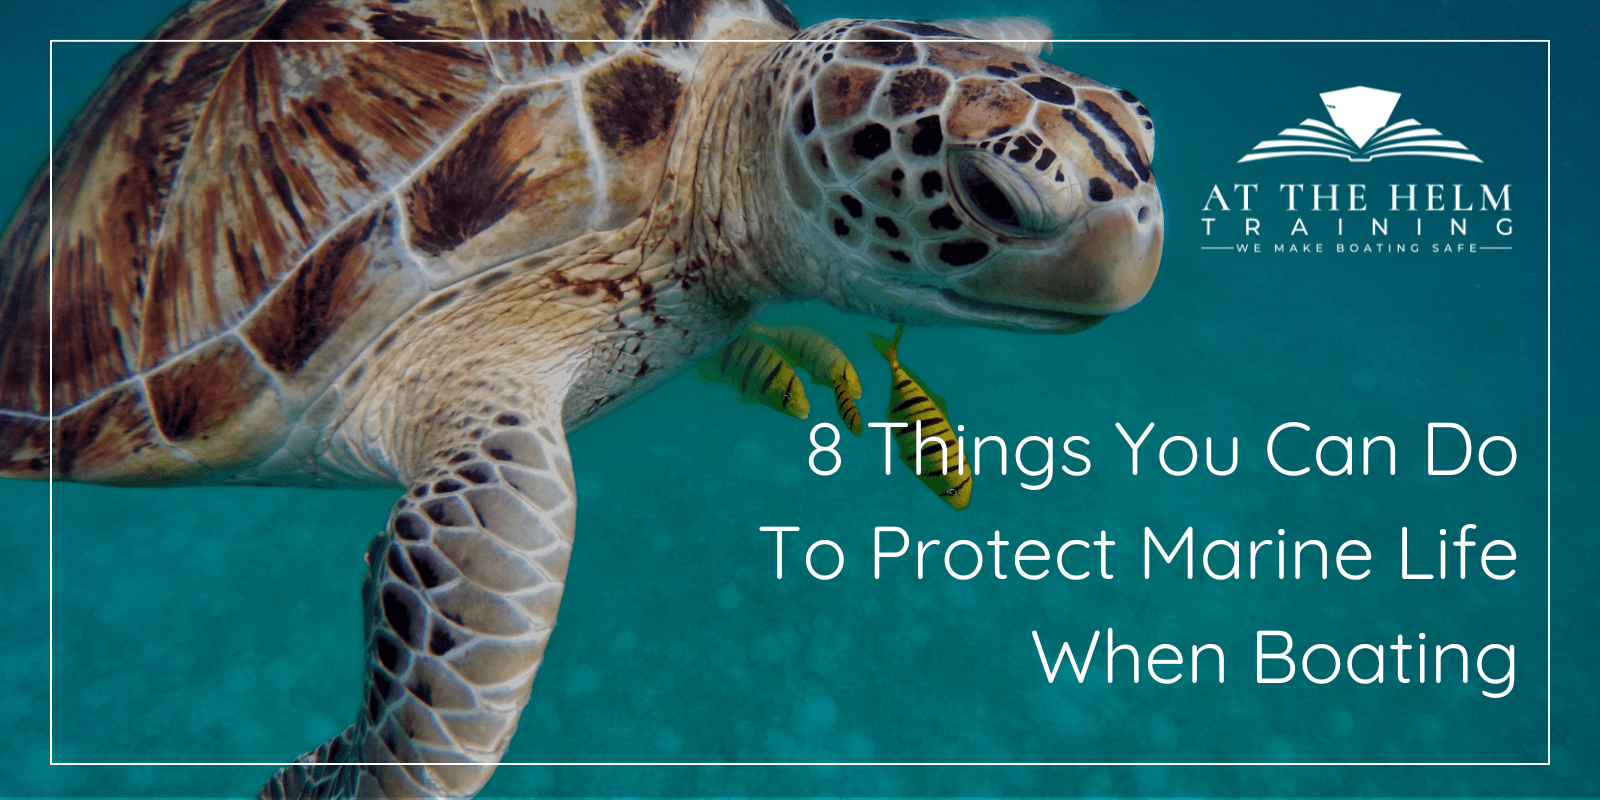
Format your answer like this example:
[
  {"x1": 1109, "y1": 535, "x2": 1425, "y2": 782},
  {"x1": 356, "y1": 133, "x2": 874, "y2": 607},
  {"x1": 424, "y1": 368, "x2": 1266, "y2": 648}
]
[{"x1": 261, "y1": 409, "x2": 576, "y2": 799}]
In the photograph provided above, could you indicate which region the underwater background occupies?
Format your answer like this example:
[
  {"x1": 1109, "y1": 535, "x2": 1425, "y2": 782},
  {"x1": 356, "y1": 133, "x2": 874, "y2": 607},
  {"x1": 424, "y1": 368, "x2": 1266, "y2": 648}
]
[{"x1": 1, "y1": 0, "x2": 1596, "y2": 796}]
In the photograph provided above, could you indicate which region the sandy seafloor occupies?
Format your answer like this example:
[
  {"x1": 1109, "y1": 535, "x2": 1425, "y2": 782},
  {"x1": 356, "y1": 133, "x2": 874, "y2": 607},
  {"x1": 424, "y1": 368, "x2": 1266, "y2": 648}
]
[{"x1": 0, "y1": 0, "x2": 1596, "y2": 796}]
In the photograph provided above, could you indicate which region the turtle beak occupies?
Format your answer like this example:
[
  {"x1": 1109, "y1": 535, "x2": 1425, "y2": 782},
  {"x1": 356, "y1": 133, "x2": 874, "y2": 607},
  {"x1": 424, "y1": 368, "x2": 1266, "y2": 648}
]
[{"x1": 949, "y1": 187, "x2": 1163, "y2": 315}]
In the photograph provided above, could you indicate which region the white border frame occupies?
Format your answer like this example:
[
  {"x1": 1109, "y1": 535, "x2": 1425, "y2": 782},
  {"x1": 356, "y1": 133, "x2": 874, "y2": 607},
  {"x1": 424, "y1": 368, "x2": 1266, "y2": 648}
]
[{"x1": 43, "y1": 36, "x2": 1553, "y2": 772}]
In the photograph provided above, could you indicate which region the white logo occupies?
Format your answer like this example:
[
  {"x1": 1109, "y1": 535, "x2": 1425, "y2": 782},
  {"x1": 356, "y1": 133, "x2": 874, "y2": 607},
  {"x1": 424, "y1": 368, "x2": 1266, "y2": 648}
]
[{"x1": 1238, "y1": 86, "x2": 1482, "y2": 163}]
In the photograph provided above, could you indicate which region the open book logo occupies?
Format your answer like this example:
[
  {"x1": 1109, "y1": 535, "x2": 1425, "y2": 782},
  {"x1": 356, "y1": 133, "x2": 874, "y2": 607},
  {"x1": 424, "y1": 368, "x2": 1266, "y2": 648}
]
[{"x1": 1238, "y1": 86, "x2": 1482, "y2": 163}]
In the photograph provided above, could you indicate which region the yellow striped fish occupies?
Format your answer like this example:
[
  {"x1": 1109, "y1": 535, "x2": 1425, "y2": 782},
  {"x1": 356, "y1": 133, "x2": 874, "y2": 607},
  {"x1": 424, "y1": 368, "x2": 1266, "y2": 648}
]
[
  {"x1": 871, "y1": 325, "x2": 972, "y2": 510},
  {"x1": 699, "y1": 330, "x2": 810, "y2": 420},
  {"x1": 828, "y1": 380, "x2": 863, "y2": 436},
  {"x1": 753, "y1": 324, "x2": 863, "y2": 435}
]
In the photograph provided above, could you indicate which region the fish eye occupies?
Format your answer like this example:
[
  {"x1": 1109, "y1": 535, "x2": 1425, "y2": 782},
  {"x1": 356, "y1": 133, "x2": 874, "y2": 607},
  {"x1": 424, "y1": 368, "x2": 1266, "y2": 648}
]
[{"x1": 958, "y1": 158, "x2": 1020, "y2": 230}]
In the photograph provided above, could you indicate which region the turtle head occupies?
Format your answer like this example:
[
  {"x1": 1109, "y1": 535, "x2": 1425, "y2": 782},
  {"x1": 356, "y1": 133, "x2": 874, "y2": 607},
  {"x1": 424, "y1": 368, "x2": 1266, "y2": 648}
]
[{"x1": 772, "y1": 20, "x2": 1162, "y2": 332}]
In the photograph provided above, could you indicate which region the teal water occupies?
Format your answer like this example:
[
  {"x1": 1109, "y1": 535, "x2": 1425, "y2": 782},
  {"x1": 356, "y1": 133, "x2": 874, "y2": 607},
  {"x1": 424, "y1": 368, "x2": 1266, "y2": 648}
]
[{"x1": 2, "y1": 0, "x2": 1596, "y2": 796}]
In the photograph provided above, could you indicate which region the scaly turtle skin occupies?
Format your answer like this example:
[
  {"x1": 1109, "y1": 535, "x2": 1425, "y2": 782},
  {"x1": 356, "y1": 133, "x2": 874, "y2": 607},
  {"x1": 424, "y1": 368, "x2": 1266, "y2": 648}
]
[{"x1": 0, "y1": 1, "x2": 1163, "y2": 796}]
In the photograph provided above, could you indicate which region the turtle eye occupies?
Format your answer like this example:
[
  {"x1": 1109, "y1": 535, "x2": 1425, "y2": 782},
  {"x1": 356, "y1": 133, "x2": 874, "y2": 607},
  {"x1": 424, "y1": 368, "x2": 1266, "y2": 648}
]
[
  {"x1": 952, "y1": 149, "x2": 1068, "y2": 239},
  {"x1": 959, "y1": 160, "x2": 1020, "y2": 228}
]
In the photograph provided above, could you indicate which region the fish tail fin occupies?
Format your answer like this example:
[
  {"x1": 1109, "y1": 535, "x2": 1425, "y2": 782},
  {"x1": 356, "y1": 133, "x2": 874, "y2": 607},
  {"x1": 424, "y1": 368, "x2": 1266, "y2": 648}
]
[
  {"x1": 870, "y1": 324, "x2": 905, "y2": 361},
  {"x1": 869, "y1": 333, "x2": 891, "y2": 358}
]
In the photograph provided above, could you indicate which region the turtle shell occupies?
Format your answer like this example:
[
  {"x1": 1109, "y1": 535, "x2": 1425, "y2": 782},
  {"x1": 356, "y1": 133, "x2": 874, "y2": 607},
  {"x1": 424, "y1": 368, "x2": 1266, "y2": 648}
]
[{"x1": 0, "y1": 0, "x2": 799, "y2": 484}]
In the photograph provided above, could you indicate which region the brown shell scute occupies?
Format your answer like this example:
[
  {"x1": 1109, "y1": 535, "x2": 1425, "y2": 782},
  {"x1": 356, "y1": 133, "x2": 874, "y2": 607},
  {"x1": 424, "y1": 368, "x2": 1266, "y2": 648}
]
[
  {"x1": 145, "y1": 338, "x2": 267, "y2": 440},
  {"x1": 244, "y1": 202, "x2": 431, "y2": 398},
  {"x1": 144, "y1": 336, "x2": 285, "y2": 469},
  {"x1": 406, "y1": 97, "x2": 539, "y2": 257},
  {"x1": 585, "y1": 55, "x2": 682, "y2": 152},
  {"x1": 403, "y1": 84, "x2": 595, "y2": 277},
  {"x1": 244, "y1": 205, "x2": 386, "y2": 373},
  {"x1": 585, "y1": 54, "x2": 684, "y2": 223}
]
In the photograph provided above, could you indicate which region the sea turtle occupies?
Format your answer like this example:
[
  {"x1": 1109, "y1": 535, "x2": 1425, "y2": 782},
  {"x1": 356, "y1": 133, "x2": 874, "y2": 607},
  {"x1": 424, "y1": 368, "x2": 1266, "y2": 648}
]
[{"x1": 0, "y1": 0, "x2": 1163, "y2": 795}]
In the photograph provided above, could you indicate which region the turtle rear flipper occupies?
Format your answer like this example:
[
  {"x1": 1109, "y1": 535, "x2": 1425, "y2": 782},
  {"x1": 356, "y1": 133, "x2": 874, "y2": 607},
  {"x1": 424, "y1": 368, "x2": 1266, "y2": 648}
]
[{"x1": 262, "y1": 402, "x2": 576, "y2": 799}]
